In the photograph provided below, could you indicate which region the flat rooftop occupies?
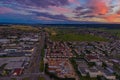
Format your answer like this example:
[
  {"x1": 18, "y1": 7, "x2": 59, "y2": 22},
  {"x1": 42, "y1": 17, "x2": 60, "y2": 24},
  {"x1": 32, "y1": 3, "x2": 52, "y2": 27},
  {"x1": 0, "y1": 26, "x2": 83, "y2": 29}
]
[{"x1": 0, "y1": 57, "x2": 30, "y2": 66}]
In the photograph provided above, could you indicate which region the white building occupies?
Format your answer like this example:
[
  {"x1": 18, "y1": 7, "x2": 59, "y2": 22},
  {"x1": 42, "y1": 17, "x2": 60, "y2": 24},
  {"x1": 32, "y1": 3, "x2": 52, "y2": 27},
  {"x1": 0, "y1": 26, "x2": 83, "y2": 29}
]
[
  {"x1": 88, "y1": 68, "x2": 100, "y2": 77},
  {"x1": 0, "y1": 39, "x2": 10, "y2": 43},
  {"x1": 0, "y1": 52, "x2": 7, "y2": 56},
  {"x1": 4, "y1": 48, "x2": 18, "y2": 52},
  {"x1": 78, "y1": 67, "x2": 88, "y2": 76}
]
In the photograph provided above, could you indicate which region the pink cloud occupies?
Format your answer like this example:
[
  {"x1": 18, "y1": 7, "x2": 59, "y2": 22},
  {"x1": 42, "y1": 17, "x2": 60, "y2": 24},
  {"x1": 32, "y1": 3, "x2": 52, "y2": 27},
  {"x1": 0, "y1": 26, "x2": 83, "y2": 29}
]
[
  {"x1": 68, "y1": 0, "x2": 76, "y2": 3},
  {"x1": 0, "y1": 7, "x2": 14, "y2": 14},
  {"x1": 117, "y1": 10, "x2": 120, "y2": 15},
  {"x1": 104, "y1": 14, "x2": 120, "y2": 22},
  {"x1": 49, "y1": 6, "x2": 72, "y2": 14},
  {"x1": 38, "y1": 16, "x2": 55, "y2": 21},
  {"x1": 88, "y1": 0, "x2": 109, "y2": 15},
  {"x1": 68, "y1": 0, "x2": 80, "y2": 5}
]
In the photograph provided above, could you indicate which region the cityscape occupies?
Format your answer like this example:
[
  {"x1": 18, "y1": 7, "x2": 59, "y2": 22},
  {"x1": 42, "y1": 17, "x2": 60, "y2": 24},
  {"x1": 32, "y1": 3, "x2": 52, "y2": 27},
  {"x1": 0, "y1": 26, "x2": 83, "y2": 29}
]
[
  {"x1": 0, "y1": 0, "x2": 120, "y2": 80},
  {"x1": 0, "y1": 25, "x2": 120, "y2": 80}
]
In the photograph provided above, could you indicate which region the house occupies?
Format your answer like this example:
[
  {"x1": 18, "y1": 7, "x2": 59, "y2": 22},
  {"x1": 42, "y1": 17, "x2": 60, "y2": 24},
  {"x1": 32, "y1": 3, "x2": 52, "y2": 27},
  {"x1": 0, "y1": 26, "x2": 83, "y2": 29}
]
[
  {"x1": 8, "y1": 36, "x2": 18, "y2": 39},
  {"x1": 7, "y1": 52, "x2": 25, "y2": 57},
  {"x1": 8, "y1": 43, "x2": 17, "y2": 47},
  {"x1": 48, "y1": 67, "x2": 57, "y2": 73},
  {"x1": 5, "y1": 61, "x2": 24, "y2": 70},
  {"x1": 77, "y1": 59, "x2": 89, "y2": 76},
  {"x1": 111, "y1": 59, "x2": 120, "y2": 65},
  {"x1": 0, "y1": 39, "x2": 10, "y2": 43},
  {"x1": 30, "y1": 38, "x2": 39, "y2": 42},
  {"x1": 24, "y1": 52, "x2": 32, "y2": 56},
  {"x1": 7, "y1": 51, "x2": 32, "y2": 57},
  {"x1": 0, "y1": 51, "x2": 7, "y2": 56},
  {"x1": 106, "y1": 67, "x2": 114, "y2": 74},
  {"x1": 88, "y1": 68, "x2": 100, "y2": 77},
  {"x1": 0, "y1": 57, "x2": 29, "y2": 70},
  {"x1": 78, "y1": 67, "x2": 88, "y2": 76},
  {"x1": 47, "y1": 58, "x2": 75, "y2": 78},
  {"x1": 103, "y1": 70, "x2": 116, "y2": 80},
  {"x1": 106, "y1": 61, "x2": 113, "y2": 66},
  {"x1": 4, "y1": 48, "x2": 18, "y2": 53},
  {"x1": 95, "y1": 61, "x2": 102, "y2": 66},
  {"x1": 85, "y1": 55, "x2": 99, "y2": 63},
  {"x1": 12, "y1": 68, "x2": 23, "y2": 76},
  {"x1": 20, "y1": 37, "x2": 30, "y2": 41},
  {"x1": 76, "y1": 61, "x2": 88, "y2": 68},
  {"x1": 22, "y1": 47, "x2": 34, "y2": 52}
]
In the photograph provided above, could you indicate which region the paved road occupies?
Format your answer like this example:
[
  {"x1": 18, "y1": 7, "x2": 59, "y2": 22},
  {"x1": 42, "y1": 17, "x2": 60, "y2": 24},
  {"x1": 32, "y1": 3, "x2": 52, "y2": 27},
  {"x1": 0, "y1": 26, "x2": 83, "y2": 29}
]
[
  {"x1": 0, "y1": 73, "x2": 49, "y2": 80},
  {"x1": 26, "y1": 31, "x2": 50, "y2": 80},
  {"x1": 25, "y1": 32, "x2": 45, "y2": 73}
]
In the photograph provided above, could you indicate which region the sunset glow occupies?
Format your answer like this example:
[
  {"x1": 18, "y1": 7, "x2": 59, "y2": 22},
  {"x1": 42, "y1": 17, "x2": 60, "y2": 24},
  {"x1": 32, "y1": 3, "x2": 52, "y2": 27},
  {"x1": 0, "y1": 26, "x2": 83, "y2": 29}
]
[{"x1": 0, "y1": 0, "x2": 120, "y2": 23}]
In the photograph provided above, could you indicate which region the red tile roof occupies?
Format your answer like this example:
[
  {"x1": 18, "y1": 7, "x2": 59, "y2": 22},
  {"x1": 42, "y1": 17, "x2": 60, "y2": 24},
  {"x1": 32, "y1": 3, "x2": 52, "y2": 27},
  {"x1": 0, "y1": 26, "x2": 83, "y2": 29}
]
[
  {"x1": 86, "y1": 55, "x2": 98, "y2": 60},
  {"x1": 13, "y1": 68, "x2": 23, "y2": 76}
]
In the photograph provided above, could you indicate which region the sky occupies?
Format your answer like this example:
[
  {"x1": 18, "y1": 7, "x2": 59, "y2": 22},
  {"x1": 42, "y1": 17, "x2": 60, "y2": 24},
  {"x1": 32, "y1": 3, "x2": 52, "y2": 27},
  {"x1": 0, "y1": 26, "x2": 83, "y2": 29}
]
[{"x1": 0, "y1": 0, "x2": 120, "y2": 24}]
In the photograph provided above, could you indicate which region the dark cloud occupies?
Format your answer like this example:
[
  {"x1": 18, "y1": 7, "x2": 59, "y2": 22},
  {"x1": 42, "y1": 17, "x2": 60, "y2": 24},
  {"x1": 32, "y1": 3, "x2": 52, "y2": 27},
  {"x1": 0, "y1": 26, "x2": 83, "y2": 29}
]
[
  {"x1": 0, "y1": 0, "x2": 120, "y2": 23},
  {"x1": 73, "y1": 6, "x2": 84, "y2": 12},
  {"x1": 82, "y1": 15, "x2": 96, "y2": 18},
  {"x1": 0, "y1": 0, "x2": 69, "y2": 21},
  {"x1": 73, "y1": 6, "x2": 85, "y2": 16},
  {"x1": 74, "y1": 5, "x2": 107, "y2": 18},
  {"x1": 74, "y1": 6, "x2": 94, "y2": 17},
  {"x1": 77, "y1": 10, "x2": 93, "y2": 16},
  {"x1": 31, "y1": 11, "x2": 68, "y2": 20},
  {"x1": 75, "y1": 6, "x2": 85, "y2": 11},
  {"x1": 0, "y1": 0, "x2": 69, "y2": 8}
]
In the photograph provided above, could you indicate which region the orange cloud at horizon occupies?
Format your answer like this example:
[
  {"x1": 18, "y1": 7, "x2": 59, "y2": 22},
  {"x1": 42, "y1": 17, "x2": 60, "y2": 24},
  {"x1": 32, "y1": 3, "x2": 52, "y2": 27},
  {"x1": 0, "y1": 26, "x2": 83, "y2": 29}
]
[
  {"x1": 104, "y1": 14, "x2": 120, "y2": 22},
  {"x1": 89, "y1": 0, "x2": 109, "y2": 15}
]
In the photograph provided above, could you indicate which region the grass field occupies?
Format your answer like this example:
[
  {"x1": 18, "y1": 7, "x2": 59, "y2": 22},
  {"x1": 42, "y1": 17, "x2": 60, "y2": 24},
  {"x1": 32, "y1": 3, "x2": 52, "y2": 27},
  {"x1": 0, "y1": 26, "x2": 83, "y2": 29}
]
[
  {"x1": 22, "y1": 77, "x2": 29, "y2": 80},
  {"x1": 38, "y1": 77, "x2": 45, "y2": 80},
  {"x1": 0, "y1": 25, "x2": 40, "y2": 32},
  {"x1": 45, "y1": 27, "x2": 120, "y2": 41},
  {"x1": 50, "y1": 33, "x2": 107, "y2": 42},
  {"x1": 11, "y1": 78, "x2": 16, "y2": 80},
  {"x1": 87, "y1": 28, "x2": 120, "y2": 38},
  {"x1": 107, "y1": 29, "x2": 120, "y2": 38},
  {"x1": 11, "y1": 25, "x2": 39, "y2": 32}
]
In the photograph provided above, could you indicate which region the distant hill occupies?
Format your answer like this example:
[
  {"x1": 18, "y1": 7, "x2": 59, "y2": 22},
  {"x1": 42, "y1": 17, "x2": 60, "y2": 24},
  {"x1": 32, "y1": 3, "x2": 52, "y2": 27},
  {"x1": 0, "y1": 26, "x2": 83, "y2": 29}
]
[
  {"x1": 0, "y1": 23, "x2": 120, "y2": 29},
  {"x1": 39, "y1": 24, "x2": 120, "y2": 29}
]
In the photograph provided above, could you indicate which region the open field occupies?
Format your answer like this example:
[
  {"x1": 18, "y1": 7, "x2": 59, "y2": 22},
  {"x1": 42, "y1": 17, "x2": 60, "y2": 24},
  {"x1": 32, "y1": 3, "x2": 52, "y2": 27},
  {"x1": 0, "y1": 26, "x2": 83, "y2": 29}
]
[
  {"x1": 50, "y1": 33, "x2": 107, "y2": 42},
  {"x1": 0, "y1": 25, "x2": 39, "y2": 32},
  {"x1": 46, "y1": 28, "x2": 108, "y2": 42},
  {"x1": 107, "y1": 29, "x2": 120, "y2": 38},
  {"x1": 38, "y1": 77, "x2": 45, "y2": 80},
  {"x1": 86, "y1": 28, "x2": 120, "y2": 38}
]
